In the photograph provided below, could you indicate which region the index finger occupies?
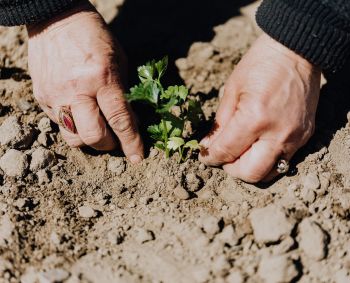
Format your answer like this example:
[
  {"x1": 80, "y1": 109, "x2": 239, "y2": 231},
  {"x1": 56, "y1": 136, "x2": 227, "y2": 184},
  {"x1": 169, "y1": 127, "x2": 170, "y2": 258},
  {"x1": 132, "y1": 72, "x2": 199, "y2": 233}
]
[{"x1": 97, "y1": 84, "x2": 144, "y2": 163}]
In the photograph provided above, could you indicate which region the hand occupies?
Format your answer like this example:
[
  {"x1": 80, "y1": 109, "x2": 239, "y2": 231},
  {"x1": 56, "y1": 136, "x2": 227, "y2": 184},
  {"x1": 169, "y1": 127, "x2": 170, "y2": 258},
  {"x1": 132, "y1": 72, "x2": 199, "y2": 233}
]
[
  {"x1": 199, "y1": 34, "x2": 321, "y2": 183},
  {"x1": 27, "y1": 1, "x2": 144, "y2": 163}
]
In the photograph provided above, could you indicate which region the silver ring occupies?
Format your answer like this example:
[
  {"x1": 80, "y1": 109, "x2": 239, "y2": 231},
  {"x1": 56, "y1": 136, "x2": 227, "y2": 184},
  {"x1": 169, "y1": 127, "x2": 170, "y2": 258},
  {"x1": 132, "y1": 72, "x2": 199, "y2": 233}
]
[{"x1": 276, "y1": 159, "x2": 289, "y2": 174}]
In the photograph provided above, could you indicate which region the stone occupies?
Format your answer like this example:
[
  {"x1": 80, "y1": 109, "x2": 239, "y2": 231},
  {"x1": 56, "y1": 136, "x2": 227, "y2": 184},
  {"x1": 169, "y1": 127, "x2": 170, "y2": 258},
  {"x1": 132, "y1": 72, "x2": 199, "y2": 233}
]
[
  {"x1": 216, "y1": 225, "x2": 239, "y2": 246},
  {"x1": 20, "y1": 267, "x2": 38, "y2": 283},
  {"x1": 249, "y1": 204, "x2": 295, "y2": 244},
  {"x1": 36, "y1": 169, "x2": 50, "y2": 185},
  {"x1": 134, "y1": 228, "x2": 154, "y2": 244},
  {"x1": 211, "y1": 255, "x2": 230, "y2": 276},
  {"x1": 0, "y1": 214, "x2": 14, "y2": 247},
  {"x1": 298, "y1": 218, "x2": 328, "y2": 261},
  {"x1": 273, "y1": 236, "x2": 295, "y2": 255},
  {"x1": 38, "y1": 269, "x2": 70, "y2": 283},
  {"x1": 78, "y1": 205, "x2": 97, "y2": 218},
  {"x1": 107, "y1": 157, "x2": 126, "y2": 175},
  {"x1": 173, "y1": 185, "x2": 190, "y2": 200},
  {"x1": 258, "y1": 255, "x2": 299, "y2": 283},
  {"x1": 226, "y1": 270, "x2": 244, "y2": 283},
  {"x1": 38, "y1": 117, "x2": 52, "y2": 133},
  {"x1": 302, "y1": 173, "x2": 320, "y2": 191},
  {"x1": 0, "y1": 149, "x2": 28, "y2": 177},
  {"x1": 0, "y1": 116, "x2": 34, "y2": 149},
  {"x1": 185, "y1": 173, "x2": 202, "y2": 192},
  {"x1": 300, "y1": 187, "x2": 316, "y2": 204},
  {"x1": 37, "y1": 132, "x2": 49, "y2": 146},
  {"x1": 199, "y1": 215, "x2": 221, "y2": 236},
  {"x1": 30, "y1": 147, "x2": 56, "y2": 172}
]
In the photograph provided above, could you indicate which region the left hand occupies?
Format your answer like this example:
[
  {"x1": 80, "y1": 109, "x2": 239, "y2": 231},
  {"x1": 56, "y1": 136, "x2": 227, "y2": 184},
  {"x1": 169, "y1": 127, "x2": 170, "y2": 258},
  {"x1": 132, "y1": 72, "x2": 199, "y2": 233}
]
[{"x1": 199, "y1": 34, "x2": 321, "y2": 183}]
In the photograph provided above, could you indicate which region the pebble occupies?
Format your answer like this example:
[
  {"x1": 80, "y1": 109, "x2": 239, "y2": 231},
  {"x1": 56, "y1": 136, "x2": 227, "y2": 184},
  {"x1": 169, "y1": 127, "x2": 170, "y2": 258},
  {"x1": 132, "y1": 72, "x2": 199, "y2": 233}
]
[
  {"x1": 216, "y1": 225, "x2": 239, "y2": 246},
  {"x1": 273, "y1": 236, "x2": 295, "y2": 255},
  {"x1": 149, "y1": 148, "x2": 159, "y2": 158},
  {"x1": 16, "y1": 98, "x2": 33, "y2": 112},
  {"x1": 212, "y1": 254, "x2": 231, "y2": 276},
  {"x1": 185, "y1": 173, "x2": 202, "y2": 192},
  {"x1": 78, "y1": 205, "x2": 97, "y2": 218},
  {"x1": 38, "y1": 117, "x2": 52, "y2": 133},
  {"x1": 0, "y1": 149, "x2": 28, "y2": 177},
  {"x1": 37, "y1": 132, "x2": 49, "y2": 146},
  {"x1": 107, "y1": 157, "x2": 126, "y2": 175},
  {"x1": 0, "y1": 116, "x2": 34, "y2": 149},
  {"x1": 0, "y1": 214, "x2": 14, "y2": 247},
  {"x1": 134, "y1": 227, "x2": 155, "y2": 244},
  {"x1": 300, "y1": 187, "x2": 316, "y2": 204},
  {"x1": 302, "y1": 173, "x2": 320, "y2": 191},
  {"x1": 38, "y1": 269, "x2": 70, "y2": 283},
  {"x1": 30, "y1": 147, "x2": 56, "y2": 172},
  {"x1": 258, "y1": 255, "x2": 299, "y2": 283},
  {"x1": 298, "y1": 218, "x2": 328, "y2": 261},
  {"x1": 249, "y1": 204, "x2": 295, "y2": 244},
  {"x1": 200, "y1": 215, "x2": 221, "y2": 236},
  {"x1": 173, "y1": 185, "x2": 190, "y2": 200},
  {"x1": 226, "y1": 270, "x2": 244, "y2": 283},
  {"x1": 36, "y1": 170, "x2": 50, "y2": 185}
]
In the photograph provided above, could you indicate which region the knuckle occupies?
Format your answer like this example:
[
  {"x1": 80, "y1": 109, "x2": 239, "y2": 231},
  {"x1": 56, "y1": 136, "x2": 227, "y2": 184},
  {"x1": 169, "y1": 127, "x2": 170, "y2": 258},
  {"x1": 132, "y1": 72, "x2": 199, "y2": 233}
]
[
  {"x1": 107, "y1": 105, "x2": 134, "y2": 135},
  {"x1": 63, "y1": 137, "x2": 84, "y2": 148},
  {"x1": 80, "y1": 132, "x2": 104, "y2": 146},
  {"x1": 241, "y1": 171, "x2": 263, "y2": 183},
  {"x1": 211, "y1": 143, "x2": 235, "y2": 162}
]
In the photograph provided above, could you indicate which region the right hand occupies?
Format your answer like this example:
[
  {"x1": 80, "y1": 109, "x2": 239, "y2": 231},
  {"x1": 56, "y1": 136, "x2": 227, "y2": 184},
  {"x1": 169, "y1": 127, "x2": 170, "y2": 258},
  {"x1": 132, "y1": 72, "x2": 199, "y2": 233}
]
[{"x1": 27, "y1": 1, "x2": 144, "y2": 163}]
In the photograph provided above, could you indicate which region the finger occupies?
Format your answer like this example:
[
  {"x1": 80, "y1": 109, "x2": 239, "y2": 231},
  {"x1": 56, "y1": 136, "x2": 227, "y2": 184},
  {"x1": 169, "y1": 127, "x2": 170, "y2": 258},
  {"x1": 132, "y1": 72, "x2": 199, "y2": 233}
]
[
  {"x1": 59, "y1": 125, "x2": 85, "y2": 148},
  {"x1": 199, "y1": 110, "x2": 261, "y2": 166},
  {"x1": 200, "y1": 83, "x2": 239, "y2": 147},
  {"x1": 97, "y1": 84, "x2": 144, "y2": 163},
  {"x1": 262, "y1": 150, "x2": 296, "y2": 183},
  {"x1": 71, "y1": 95, "x2": 118, "y2": 151},
  {"x1": 223, "y1": 140, "x2": 295, "y2": 183}
]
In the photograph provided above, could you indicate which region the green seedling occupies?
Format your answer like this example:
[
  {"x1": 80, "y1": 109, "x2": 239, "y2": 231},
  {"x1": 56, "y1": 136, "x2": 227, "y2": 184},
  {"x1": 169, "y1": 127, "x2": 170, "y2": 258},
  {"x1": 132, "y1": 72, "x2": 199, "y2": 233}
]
[{"x1": 126, "y1": 57, "x2": 202, "y2": 162}]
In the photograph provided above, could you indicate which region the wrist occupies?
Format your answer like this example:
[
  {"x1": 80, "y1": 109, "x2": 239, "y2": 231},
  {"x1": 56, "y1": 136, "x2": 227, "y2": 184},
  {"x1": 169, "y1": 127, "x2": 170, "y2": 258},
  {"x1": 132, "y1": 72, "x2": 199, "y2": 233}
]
[{"x1": 26, "y1": 0, "x2": 97, "y2": 37}]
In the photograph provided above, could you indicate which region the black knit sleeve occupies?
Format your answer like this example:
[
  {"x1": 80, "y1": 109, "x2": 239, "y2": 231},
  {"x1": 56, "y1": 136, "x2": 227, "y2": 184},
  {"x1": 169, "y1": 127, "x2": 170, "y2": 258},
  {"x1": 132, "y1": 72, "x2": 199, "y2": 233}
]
[
  {"x1": 0, "y1": 0, "x2": 79, "y2": 26},
  {"x1": 256, "y1": 0, "x2": 350, "y2": 72}
]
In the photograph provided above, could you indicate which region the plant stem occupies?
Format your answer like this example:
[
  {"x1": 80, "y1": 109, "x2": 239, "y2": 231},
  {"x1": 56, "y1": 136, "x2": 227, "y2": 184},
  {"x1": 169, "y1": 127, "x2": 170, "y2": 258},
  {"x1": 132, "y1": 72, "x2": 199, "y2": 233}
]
[{"x1": 162, "y1": 119, "x2": 169, "y2": 158}]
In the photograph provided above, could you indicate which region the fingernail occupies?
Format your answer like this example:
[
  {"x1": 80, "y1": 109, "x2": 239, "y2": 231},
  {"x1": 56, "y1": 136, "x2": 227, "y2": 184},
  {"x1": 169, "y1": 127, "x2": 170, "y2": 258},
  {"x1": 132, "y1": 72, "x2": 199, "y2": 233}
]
[{"x1": 130, "y1": 154, "x2": 143, "y2": 164}]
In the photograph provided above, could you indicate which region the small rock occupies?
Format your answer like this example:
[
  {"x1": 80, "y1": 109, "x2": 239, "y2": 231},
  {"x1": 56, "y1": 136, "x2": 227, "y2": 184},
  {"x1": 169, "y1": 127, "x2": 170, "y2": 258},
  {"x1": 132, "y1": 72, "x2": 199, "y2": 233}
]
[
  {"x1": 198, "y1": 163, "x2": 206, "y2": 170},
  {"x1": 107, "y1": 157, "x2": 126, "y2": 175},
  {"x1": 134, "y1": 227, "x2": 154, "y2": 244},
  {"x1": 50, "y1": 232, "x2": 61, "y2": 246},
  {"x1": 216, "y1": 225, "x2": 239, "y2": 246},
  {"x1": 174, "y1": 185, "x2": 190, "y2": 200},
  {"x1": 107, "y1": 229, "x2": 125, "y2": 245},
  {"x1": 16, "y1": 98, "x2": 33, "y2": 112},
  {"x1": 258, "y1": 255, "x2": 299, "y2": 283},
  {"x1": 199, "y1": 215, "x2": 221, "y2": 236},
  {"x1": 249, "y1": 204, "x2": 295, "y2": 244},
  {"x1": 149, "y1": 148, "x2": 159, "y2": 158},
  {"x1": 36, "y1": 170, "x2": 50, "y2": 185},
  {"x1": 0, "y1": 116, "x2": 34, "y2": 149},
  {"x1": 226, "y1": 270, "x2": 244, "y2": 283},
  {"x1": 0, "y1": 149, "x2": 28, "y2": 177},
  {"x1": 78, "y1": 205, "x2": 97, "y2": 218},
  {"x1": 302, "y1": 173, "x2": 320, "y2": 191},
  {"x1": 185, "y1": 173, "x2": 202, "y2": 192},
  {"x1": 212, "y1": 254, "x2": 230, "y2": 276},
  {"x1": 20, "y1": 267, "x2": 38, "y2": 283},
  {"x1": 37, "y1": 132, "x2": 49, "y2": 146},
  {"x1": 273, "y1": 236, "x2": 295, "y2": 255},
  {"x1": 38, "y1": 269, "x2": 70, "y2": 283},
  {"x1": 38, "y1": 117, "x2": 52, "y2": 133},
  {"x1": 298, "y1": 218, "x2": 328, "y2": 261},
  {"x1": 0, "y1": 214, "x2": 14, "y2": 247},
  {"x1": 300, "y1": 187, "x2": 316, "y2": 204},
  {"x1": 14, "y1": 198, "x2": 28, "y2": 209},
  {"x1": 30, "y1": 147, "x2": 56, "y2": 172}
]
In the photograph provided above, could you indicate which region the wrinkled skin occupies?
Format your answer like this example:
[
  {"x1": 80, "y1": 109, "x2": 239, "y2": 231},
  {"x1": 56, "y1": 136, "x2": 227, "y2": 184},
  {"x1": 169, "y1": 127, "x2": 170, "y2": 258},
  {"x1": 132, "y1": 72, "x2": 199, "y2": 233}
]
[
  {"x1": 199, "y1": 34, "x2": 321, "y2": 183},
  {"x1": 27, "y1": 2, "x2": 144, "y2": 163}
]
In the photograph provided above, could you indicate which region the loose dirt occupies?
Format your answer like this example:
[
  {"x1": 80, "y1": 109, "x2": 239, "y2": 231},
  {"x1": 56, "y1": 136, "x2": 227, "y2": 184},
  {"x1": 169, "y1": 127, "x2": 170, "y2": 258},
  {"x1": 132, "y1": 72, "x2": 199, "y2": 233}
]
[{"x1": 0, "y1": 1, "x2": 349, "y2": 283}]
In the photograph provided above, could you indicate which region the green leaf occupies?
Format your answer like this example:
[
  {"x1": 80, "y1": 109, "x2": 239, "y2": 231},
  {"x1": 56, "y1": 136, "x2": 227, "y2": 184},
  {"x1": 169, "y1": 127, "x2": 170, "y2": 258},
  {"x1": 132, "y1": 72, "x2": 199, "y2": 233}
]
[
  {"x1": 167, "y1": 137, "x2": 185, "y2": 151},
  {"x1": 138, "y1": 62, "x2": 155, "y2": 83},
  {"x1": 161, "y1": 113, "x2": 184, "y2": 137},
  {"x1": 161, "y1": 85, "x2": 188, "y2": 101},
  {"x1": 126, "y1": 81, "x2": 160, "y2": 106},
  {"x1": 155, "y1": 56, "x2": 168, "y2": 79},
  {"x1": 157, "y1": 97, "x2": 179, "y2": 114},
  {"x1": 155, "y1": 141, "x2": 165, "y2": 151},
  {"x1": 147, "y1": 124, "x2": 162, "y2": 141},
  {"x1": 184, "y1": 140, "x2": 201, "y2": 150}
]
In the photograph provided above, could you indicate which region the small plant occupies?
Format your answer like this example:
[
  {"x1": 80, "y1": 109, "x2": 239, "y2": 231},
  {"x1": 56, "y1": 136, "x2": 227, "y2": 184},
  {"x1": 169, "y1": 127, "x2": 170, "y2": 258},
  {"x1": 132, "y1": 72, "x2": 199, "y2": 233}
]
[{"x1": 126, "y1": 57, "x2": 202, "y2": 162}]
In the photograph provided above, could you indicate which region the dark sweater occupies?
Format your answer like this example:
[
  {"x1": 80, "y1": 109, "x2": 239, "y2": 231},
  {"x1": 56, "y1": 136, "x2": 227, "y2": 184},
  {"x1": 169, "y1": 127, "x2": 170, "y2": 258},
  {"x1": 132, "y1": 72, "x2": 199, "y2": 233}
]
[{"x1": 0, "y1": 0, "x2": 349, "y2": 72}]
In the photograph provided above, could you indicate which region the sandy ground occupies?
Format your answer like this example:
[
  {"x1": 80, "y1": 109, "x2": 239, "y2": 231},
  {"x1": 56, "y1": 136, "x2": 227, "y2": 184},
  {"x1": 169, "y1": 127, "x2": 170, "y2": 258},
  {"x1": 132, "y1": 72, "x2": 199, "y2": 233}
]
[{"x1": 0, "y1": 1, "x2": 350, "y2": 282}]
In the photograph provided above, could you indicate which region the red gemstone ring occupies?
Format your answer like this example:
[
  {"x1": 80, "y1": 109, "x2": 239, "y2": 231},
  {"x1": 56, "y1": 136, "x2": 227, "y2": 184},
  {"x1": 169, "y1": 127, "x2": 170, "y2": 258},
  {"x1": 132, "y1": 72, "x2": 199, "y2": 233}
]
[{"x1": 58, "y1": 106, "x2": 76, "y2": 134}]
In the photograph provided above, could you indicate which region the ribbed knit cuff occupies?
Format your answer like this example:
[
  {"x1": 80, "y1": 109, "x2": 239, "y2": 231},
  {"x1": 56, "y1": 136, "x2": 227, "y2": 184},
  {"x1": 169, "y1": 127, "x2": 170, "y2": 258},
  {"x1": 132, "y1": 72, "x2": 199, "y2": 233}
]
[
  {"x1": 256, "y1": 0, "x2": 350, "y2": 72},
  {"x1": 0, "y1": 0, "x2": 79, "y2": 26}
]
